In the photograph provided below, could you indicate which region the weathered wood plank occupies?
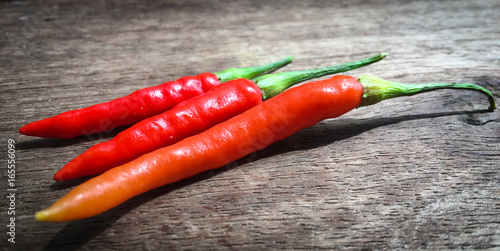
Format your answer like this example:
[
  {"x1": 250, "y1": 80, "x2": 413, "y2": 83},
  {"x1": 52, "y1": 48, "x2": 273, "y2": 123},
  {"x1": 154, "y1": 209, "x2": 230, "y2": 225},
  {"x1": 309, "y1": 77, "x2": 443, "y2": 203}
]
[{"x1": 1, "y1": 0, "x2": 499, "y2": 250}]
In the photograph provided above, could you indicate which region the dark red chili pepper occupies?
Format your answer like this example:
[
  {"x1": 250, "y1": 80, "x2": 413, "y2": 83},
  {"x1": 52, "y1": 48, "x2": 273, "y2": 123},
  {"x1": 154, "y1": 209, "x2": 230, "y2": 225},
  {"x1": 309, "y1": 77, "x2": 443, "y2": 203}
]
[
  {"x1": 19, "y1": 57, "x2": 293, "y2": 139},
  {"x1": 36, "y1": 74, "x2": 495, "y2": 221},
  {"x1": 54, "y1": 53, "x2": 387, "y2": 181}
]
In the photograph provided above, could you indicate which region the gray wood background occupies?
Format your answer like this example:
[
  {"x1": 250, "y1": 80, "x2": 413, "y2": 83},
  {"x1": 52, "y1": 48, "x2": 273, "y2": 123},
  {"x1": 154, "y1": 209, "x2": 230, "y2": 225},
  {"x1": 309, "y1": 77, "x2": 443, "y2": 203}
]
[{"x1": 1, "y1": 0, "x2": 499, "y2": 250}]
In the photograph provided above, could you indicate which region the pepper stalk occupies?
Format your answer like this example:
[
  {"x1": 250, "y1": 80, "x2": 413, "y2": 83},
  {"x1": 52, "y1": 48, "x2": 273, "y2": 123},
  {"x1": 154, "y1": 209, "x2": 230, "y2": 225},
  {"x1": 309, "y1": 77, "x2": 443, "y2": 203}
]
[
  {"x1": 254, "y1": 53, "x2": 387, "y2": 100},
  {"x1": 214, "y1": 56, "x2": 294, "y2": 83},
  {"x1": 357, "y1": 75, "x2": 496, "y2": 111}
]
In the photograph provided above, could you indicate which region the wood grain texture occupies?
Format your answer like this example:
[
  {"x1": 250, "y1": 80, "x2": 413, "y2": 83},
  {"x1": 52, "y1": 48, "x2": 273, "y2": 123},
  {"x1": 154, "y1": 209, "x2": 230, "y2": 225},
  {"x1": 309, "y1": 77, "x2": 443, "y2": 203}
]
[{"x1": 1, "y1": 0, "x2": 499, "y2": 250}]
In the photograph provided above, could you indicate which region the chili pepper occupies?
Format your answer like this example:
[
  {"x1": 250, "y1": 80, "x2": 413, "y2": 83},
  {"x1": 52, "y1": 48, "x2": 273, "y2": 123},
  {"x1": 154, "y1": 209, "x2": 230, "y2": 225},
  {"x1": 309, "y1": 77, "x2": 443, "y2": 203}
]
[
  {"x1": 35, "y1": 73, "x2": 495, "y2": 221},
  {"x1": 53, "y1": 53, "x2": 387, "y2": 181},
  {"x1": 19, "y1": 57, "x2": 293, "y2": 139}
]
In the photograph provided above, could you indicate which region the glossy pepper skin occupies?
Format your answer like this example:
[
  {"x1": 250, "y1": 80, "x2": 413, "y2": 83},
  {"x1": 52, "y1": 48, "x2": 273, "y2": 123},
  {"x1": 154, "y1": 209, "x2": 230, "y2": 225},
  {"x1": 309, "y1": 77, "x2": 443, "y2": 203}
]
[
  {"x1": 53, "y1": 79, "x2": 262, "y2": 180},
  {"x1": 36, "y1": 75, "x2": 364, "y2": 221},
  {"x1": 20, "y1": 73, "x2": 219, "y2": 139},
  {"x1": 19, "y1": 57, "x2": 293, "y2": 139},
  {"x1": 35, "y1": 74, "x2": 496, "y2": 222},
  {"x1": 54, "y1": 54, "x2": 388, "y2": 180}
]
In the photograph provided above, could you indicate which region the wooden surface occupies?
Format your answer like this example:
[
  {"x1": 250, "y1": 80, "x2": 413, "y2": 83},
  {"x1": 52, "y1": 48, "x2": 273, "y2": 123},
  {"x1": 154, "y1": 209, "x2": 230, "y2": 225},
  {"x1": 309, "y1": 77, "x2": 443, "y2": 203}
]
[{"x1": 1, "y1": 0, "x2": 499, "y2": 250}]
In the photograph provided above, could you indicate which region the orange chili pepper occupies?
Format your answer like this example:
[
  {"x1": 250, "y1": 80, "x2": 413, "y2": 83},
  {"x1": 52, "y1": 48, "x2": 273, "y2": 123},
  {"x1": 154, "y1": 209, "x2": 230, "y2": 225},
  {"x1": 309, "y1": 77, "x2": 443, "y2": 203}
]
[{"x1": 35, "y1": 74, "x2": 495, "y2": 221}]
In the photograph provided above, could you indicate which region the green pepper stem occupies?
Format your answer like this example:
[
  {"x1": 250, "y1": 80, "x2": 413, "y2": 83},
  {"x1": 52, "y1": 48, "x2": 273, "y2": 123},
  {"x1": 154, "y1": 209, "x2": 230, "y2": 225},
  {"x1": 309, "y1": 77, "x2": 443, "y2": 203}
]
[
  {"x1": 253, "y1": 53, "x2": 387, "y2": 100},
  {"x1": 358, "y1": 75, "x2": 496, "y2": 111},
  {"x1": 214, "y1": 56, "x2": 294, "y2": 83}
]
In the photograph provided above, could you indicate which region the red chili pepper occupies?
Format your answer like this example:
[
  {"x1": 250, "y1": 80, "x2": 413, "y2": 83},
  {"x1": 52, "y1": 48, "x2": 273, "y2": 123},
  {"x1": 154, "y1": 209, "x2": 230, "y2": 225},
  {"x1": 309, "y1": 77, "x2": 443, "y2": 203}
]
[
  {"x1": 19, "y1": 57, "x2": 293, "y2": 139},
  {"x1": 36, "y1": 74, "x2": 495, "y2": 221},
  {"x1": 54, "y1": 54, "x2": 387, "y2": 181}
]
